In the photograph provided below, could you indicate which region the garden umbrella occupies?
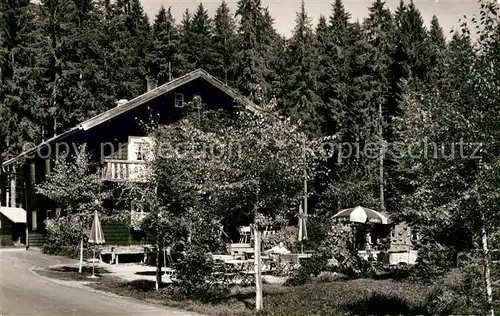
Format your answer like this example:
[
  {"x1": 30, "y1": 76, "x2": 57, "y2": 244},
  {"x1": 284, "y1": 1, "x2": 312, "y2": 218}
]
[
  {"x1": 298, "y1": 204, "x2": 308, "y2": 242},
  {"x1": 88, "y1": 211, "x2": 105, "y2": 278},
  {"x1": 333, "y1": 206, "x2": 389, "y2": 250},
  {"x1": 333, "y1": 206, "x2": 389, "y2": 225}
]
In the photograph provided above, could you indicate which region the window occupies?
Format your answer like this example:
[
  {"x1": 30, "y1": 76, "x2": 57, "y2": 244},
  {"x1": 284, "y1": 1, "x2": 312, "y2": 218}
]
[
  {"x1": 55, "y1": 208, "x2": 61, "y2": 218},
  {"x1": 46, "y1": 209, "x2": 53, "y2": 219},
  {"x1": 32, "y1": 211, "x2": 37, "y2": 231},
  {"x1": 174, "y1": 93, "x2": 184, "y2": 107},
  {"x1": 133, "y1": 141, "x2": 151, "y2": 161}
]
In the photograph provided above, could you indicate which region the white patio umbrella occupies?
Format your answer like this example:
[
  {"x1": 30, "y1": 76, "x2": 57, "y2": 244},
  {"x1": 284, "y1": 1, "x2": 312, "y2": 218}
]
[
  {"x1": 333, "y1": 206, "x2": 390, "y2": 250},
  {"x1": 88, "y1": 210, "x2": 105, "y2": 278},
  {"x1": 333, "y1": 206, "x2": 389, "y2": 225}
]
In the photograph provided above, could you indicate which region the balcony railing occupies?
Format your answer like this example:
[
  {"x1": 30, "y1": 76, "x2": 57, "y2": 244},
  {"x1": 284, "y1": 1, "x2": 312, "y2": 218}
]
[{"x1": 102, "y1": 159, "x2": 151, "y2": 182}]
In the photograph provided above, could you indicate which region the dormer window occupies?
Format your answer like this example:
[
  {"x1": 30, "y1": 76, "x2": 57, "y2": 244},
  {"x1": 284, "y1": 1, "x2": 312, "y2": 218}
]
[{"x1": 175, "y1": 93, "x2": 184, "y2": 107}]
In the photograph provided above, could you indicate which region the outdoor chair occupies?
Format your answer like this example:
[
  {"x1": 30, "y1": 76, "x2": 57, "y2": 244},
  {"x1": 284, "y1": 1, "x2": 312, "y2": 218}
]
[{"x1": 276, "y1": 254, "x2": 300, "y2": 276}]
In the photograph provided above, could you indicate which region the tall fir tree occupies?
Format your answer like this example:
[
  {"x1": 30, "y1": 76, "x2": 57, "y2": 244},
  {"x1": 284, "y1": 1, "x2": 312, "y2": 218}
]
[
  {"x1": 281, "y1": 1, "x2": 323, "y2": 137},
  {"x1": 211, "y1": 1, "x2": 237, "y2": 84},
  {"x1": 426, "y1": 15, "x2": 447, "y2": 84},
  {"x1": 234, "y1": 0, "x2": 272, "y2": 103},
  {"x1": 150, "y1": 6, "x2": 179, "y2": 84},
  {"x1": 318, "y1": 0, "x2": 353, "y2": 137},
  {"x1": 0, "y1": 0, "x2": 40, "y2": 158},
  {"x1": 177, "y1": 9, "x2": 196, "y2": 75},
  {"x1": 362, "y1": 0, "x2": 395, "y2": 212},
  {"x1": 107, "y1": 0, "x2": 151, "y2": 100},
  {"x1": 36, "y1": 0, "x2": 81, "y2": 137},
  {"x1": 189, "y1": 3, "x2": 214, "y2": 71}
]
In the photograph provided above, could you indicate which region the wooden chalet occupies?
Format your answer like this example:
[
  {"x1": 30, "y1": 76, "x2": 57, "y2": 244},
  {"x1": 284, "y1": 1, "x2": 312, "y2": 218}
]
[{"x1": 0, "y1": 69, "x2": 257, "y2": 248}]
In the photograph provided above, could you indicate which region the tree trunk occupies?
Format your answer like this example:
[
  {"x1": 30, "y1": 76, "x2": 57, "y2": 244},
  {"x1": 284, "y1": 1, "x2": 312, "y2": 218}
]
[
  {"x1": 378, "y1": 102, "x2": 385, "y2": 212},
  {"x1": 254, "y1": 227, "x2": 263, "y2": 311},
  {"x1": 79, "y1": 237, "x2": 84, "y2": 273},
  {"x1": 156, "y1": 242, "x2": 162, "y2": 291},
  {"x1": 481, "y1": 220, "x2": 494, "y2": 316}
]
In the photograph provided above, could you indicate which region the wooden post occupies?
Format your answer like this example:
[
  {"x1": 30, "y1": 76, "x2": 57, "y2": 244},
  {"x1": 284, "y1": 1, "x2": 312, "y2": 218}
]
[
  {"x1": 30, "y1": 163, "x2": 36, "y2": 184},
  {"x1": 10, "y1": 166, "x2": 16, "y2": 207},
  {"x1": 254, "y1": 226, "x2": 263, "y2": 311},
  {"x1": 45, "y1": 158, "x2": 51, "y2": 178},
  {"x1": 79, "y1": 237, "x2": 84, "y2": 273}
]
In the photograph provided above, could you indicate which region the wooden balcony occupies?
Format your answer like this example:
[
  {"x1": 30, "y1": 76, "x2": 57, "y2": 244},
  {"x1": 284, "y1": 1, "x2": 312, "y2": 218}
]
[{"x1": 102, "y1": 159, "x2": 151, "y2": 182}]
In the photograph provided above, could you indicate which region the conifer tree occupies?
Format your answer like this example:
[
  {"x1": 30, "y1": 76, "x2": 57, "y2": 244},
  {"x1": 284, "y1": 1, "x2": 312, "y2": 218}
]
[
  {"x1": 190, "y1": 3, "x2": 214, "y2": 70},
  {"x1": 281, "y1": 1, "x2": 323, "y2": 136},
  {"x1": 107, "y1": 0, "x2": 151, "y2": 100},
  {"x1": 0, "y1": 0, "x2": 40, "y2": 157},
  {"x1": 234, "y1": 0, "x2": 272, "y2": 103},
  {"x1": 362, "y1": 0, "x2": 395, "y2": 212},
  {"x1": 426, "y1": 15, "x2": 447, "y2": 83},
  {"x1": 212, "y1": 1, "x2": 237, "y2": 84},
  {"x1": 150, "y1": 6, "x2": 179, "y2": 84},
  {"x1": 36, "y1": 0, "x2": 81, "y2": 137},
  {"x1": 177, "y1": 9, "x2": 196, "y2": 75}
]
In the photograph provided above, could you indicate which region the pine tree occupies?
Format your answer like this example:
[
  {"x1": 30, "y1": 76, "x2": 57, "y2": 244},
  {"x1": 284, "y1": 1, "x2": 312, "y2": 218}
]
[
  {"x1": 281, "y1": 1, "x2": 323, "y2": 136},
  {"x1": 177, "y1": 9, "x2": 196, "y2": 75},
  {"x1": 0, "y1": 0, "x2": 40, "y2": 158},
  {"x1": 317, "y1": 0, "x2": 352, "y2": 136},
  {"x1": 190, "y1": 3, "x2": 214, "y2": 70},
  {"x1": 363, "y1": 0, "x2": 395, "y2": 212},
  {"x1": 107, "y1": 0, "x2": 151, "y2": 100},
  {"x1": 426, "y1": 15, "x2": 447, "y2": 83},
  {"x1": 393, "y1": 1, "x2": 428, "y2": 81},
  {"x1": 212, "y1": 1, "x2": 237, "y2": 84},
  {"x1": 36, "y1": 0, "x2": 81, "y2": 137},
  {"x1": 234, "y1": 0, "x2": 272, "y2": 103},
  {"x1": 68, "y1": 0, "x2": 118, "y2": 123},
  {"x1": 150, "y1": 6, "x2": 179, "y2": 84}
]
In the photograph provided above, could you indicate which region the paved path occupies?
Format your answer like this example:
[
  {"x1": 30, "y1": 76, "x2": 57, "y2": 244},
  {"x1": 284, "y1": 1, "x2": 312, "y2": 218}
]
[{"x1": 0, "y1": 249, "x2": 202, "y2": 316}]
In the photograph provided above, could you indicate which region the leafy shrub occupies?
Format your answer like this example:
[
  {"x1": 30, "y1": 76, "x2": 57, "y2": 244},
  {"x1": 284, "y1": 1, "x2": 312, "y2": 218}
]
[
  {"x1": 408, "y1": 242, "x2": 456, "y2": 283},
  {"x1": 166, "y1": 244, "x2": 229, "y2": 302},
  {"x1": 424, "y1": 261, "x2": 490, "y2": 315},
  {"x1": 42, "y1": 217, "x2": 84, "y2": 258},
  {"x1": 0, "y1": 235, "x2": 14, "y2": 246},
  {"x1": 286, "y1": 223, "x2": 364, "y2": 285},
  {"x1": 285, "y1": 254, "x2": 328, "y2": 286}
]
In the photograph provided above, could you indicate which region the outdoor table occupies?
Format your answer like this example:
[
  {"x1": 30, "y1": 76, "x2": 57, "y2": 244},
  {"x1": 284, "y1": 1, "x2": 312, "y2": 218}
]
[{"x1": 223, "y1": 259, "x2": 254, "y2": 285}]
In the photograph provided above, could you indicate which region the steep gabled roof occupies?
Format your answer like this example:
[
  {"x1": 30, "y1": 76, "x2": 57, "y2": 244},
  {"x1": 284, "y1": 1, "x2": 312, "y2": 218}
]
[{"x1": 1, "y1": 69, "x2": 258, "y2": 167}]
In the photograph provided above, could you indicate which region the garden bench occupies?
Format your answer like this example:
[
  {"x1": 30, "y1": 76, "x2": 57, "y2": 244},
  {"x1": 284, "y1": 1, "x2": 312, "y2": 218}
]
[{"x1": 100, "y1": 245, "x2": 152, "y2": 264}]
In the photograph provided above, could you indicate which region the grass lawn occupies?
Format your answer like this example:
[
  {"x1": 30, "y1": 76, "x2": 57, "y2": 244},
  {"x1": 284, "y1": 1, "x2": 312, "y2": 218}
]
[
  {"x1": 35, "y1": 265, "x2": 111, "y2": 281},
  {"x1": 36, "y1": 265, "x2": 499, "y2": 316},
  {"x1": 88, "y1": 276, "x2": 430, "y2": 316}
]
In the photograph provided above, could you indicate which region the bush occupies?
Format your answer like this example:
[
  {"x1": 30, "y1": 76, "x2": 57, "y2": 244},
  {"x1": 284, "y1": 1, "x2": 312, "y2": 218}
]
[
  {"x1": 166, "y1": 244, "x2": 229, "y2": 302},
  {"x1": 408, "y1": 242, "x2": 456, "y2": 283},
  {"x1": 0, "y1": 235, "x2": 14, "y2": 246},
  {"x1": 286, "y1": 223, "x2": 365, "y2": 285},
  {"x1": 42, "y1": 217, "x2": 84, "y2": 259},
  {"x1": 285, "y1": 254, "x2": 328, "y2": 286},
  {"x1": 424, "y1": 260, "x2": 490, "y2": 315}
]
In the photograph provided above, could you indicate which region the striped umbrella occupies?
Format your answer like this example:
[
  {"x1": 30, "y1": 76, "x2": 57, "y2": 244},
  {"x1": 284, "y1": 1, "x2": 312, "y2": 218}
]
[
  {"x1": 298, "y1": 204, "x2": 308, "y2": 242},
  {"x1": 333, "y1": 206, "x2": 390, "y2": 225},
  {"x1": 88, "y1": 211, "x2": 105, "y2": 244},
  {"x1": 88, "y1": 211, "x2": 105, "y2": 278}
]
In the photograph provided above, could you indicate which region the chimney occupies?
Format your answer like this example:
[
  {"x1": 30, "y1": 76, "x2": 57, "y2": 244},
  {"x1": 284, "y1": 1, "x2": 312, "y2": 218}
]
[
  {"x1": 115, "y1": 99, "x2": 128, "y2": 107},
  {"x1": 146, "y1": 77, "x2": 158, "y2": 92}
]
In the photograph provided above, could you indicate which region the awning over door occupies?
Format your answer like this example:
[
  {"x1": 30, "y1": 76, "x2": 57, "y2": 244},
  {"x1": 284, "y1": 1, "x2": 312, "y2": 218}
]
[{"x1": 0, "y1": 207, "x2": 27, "y2": 223}]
